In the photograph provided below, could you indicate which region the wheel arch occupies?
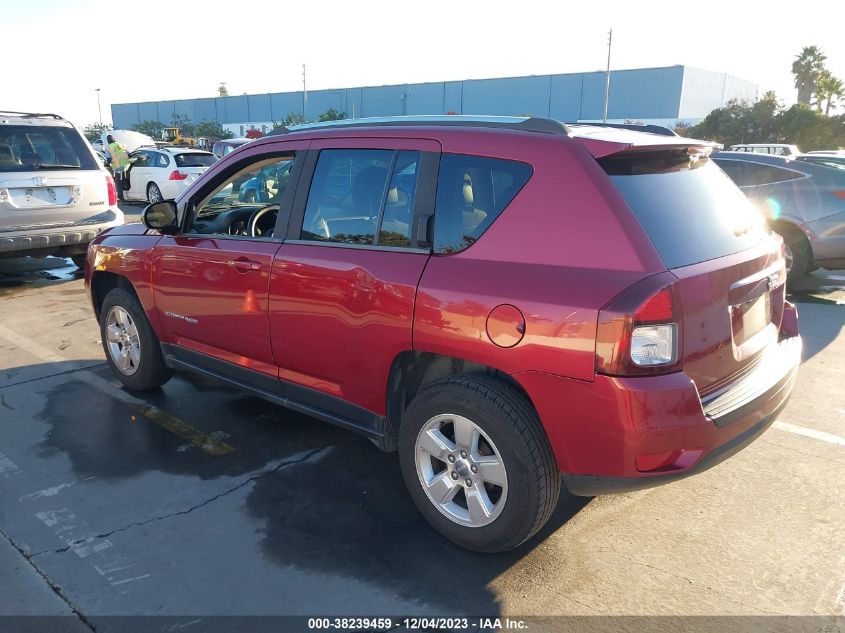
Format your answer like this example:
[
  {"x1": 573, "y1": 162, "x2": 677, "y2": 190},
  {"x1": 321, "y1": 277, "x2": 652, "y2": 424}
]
[
  {"x1": 384, "y1": 350, "x2": 540, "y2": 451},
  {"x1": 90, "y1": 271, "x2": 142, "y2": 321}
]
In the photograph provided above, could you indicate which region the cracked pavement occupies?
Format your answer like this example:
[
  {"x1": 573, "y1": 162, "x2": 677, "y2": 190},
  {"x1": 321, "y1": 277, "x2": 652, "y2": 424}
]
[{"x1": 1, "y1": 254, "x2": 845, "y2": 624}]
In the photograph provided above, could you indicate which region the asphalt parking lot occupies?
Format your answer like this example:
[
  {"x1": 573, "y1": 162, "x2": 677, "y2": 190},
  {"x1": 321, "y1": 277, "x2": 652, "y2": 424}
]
[{"x1": 1, "y1": 209, "x2": 844, "y2": 630}]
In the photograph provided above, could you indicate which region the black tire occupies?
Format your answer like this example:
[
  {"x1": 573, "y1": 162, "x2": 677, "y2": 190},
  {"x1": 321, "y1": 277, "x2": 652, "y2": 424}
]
[
  {"x1": 398, "y1": 374, "x2": 560, "y2": 553},
  {"x1": 99, "y1": 287, "x2": 173, "y2": 391},
  {"x1": 70, "y1": 254, "x2": 87, "y2": 269},
  {"x1": 776, "y1": 225, "x2": 812, "y2": 284},
  {"x1": 147, "y1": 182, "x2": 163, "y2": 204}
]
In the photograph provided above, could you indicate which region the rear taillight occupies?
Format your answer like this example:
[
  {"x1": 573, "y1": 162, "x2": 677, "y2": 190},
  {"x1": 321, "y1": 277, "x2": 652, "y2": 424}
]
[
  {"x1": 595, "y1": 273, "x2": 682, "y2": 376},
  {"x1": 832, "y1": 190, "x2": 845, "y2": 200},
  {"x1": 169, "y1": 170, "x2": 188, "y2": 181},
  {"x1": 105, "y1": 173, "x2": 117, "y2": 206}
]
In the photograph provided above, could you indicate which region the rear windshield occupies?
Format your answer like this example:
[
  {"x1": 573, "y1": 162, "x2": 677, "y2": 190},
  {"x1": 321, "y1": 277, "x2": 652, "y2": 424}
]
[
  {"x1": 0, "y1": 125, "x2": 98, "y2": 172},
  {"x1": 175, "y1": 153, "x2": 216, "y2": 168},
  {"x1": 601, "y1": 151, "x2": 771, "y2": 269}
]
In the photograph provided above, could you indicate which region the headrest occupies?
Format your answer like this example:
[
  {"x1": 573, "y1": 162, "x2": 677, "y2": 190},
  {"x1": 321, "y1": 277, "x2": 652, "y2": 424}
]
[{"x1": 462, "y1": 173, "x2": 473, "y2": 206}]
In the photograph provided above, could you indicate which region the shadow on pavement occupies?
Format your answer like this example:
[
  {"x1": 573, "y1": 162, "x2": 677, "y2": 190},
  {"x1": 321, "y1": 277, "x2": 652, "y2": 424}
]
[
  {"x1": 10, "y1": 360, "x2": 591, "y2": 615},
  {"x1": 0, "y1": 257, "x2": 83, "y2": 298},
  {"x1": 243, "y1": 445, "x2": 589, "y2": 614}
]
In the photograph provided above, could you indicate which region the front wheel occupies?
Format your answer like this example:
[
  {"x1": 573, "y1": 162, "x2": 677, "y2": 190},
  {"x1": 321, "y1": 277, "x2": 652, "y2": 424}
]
[
  {"x1": 99, "y1": 287, "x2": 173, "y2": 391},
  {"x1": 398, "y1": 375, "x2": 560, "y2": 552}
]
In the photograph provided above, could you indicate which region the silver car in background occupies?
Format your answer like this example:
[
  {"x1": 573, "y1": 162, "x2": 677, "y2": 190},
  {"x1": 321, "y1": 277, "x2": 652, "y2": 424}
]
[
  {"x1": 0, "y1": 111, "x2": 124, "y2": 268},
  {"x1": 714, "y1": 151, "x2": 845, "y2": 281}
]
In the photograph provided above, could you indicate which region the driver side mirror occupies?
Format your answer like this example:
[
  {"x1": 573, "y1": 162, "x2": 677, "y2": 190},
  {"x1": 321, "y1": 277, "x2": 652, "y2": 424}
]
[{"x1": 143, "y1": 201, "x2": 178, "y2": 235}]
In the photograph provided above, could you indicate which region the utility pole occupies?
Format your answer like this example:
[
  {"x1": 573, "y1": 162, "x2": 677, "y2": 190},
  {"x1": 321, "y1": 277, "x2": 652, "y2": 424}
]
[
  {"x1": 302, "y1": 64, "x2": 307, "y2": 120},
  {"x1": 603, "y1": 28, "x2": 612, "y2": 123},
  {"x1": 95, "y1": 88, "x2": 102, "y2": 126}
]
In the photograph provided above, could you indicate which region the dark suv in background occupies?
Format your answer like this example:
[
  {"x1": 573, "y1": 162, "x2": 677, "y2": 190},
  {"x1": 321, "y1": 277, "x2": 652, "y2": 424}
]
[
  {"x1": 85, "y1": 116, "x2": 800, "y2": 552},
  {"x1": 714, "y1": 151, "x2": 845, "y2": 280}
]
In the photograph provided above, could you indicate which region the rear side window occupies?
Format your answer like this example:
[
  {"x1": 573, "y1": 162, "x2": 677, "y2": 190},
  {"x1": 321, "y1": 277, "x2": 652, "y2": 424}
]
[
  {"x1": 433, "y1": 154, "x2": 532, "y2": 254},
  {"x1": 301, "y1": 149, "x2": 422, "y2": 247},
  {"x1": 603, "y1": 152, "x2": 770, "y2": 269},
  {"x1": 714, "y1": 159, "x2": 804, "y2": 187},
  {"x1": 175, "y1": 153, "x2": 216, "y2": 168},
  {"x1": 0, "y1": 125, "x2": 97, "y2": 172}
]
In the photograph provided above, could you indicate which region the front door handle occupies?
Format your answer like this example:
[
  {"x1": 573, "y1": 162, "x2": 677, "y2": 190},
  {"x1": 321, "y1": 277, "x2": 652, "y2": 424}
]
[{"x1": 228, "y1": 258, "x2": 263, "y2": 273}]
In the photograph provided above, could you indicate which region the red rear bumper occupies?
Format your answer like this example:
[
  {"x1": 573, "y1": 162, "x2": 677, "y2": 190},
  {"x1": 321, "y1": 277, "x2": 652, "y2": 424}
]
[{"x1": 515, "y1": 329, "x2": 801, "y2": 497}]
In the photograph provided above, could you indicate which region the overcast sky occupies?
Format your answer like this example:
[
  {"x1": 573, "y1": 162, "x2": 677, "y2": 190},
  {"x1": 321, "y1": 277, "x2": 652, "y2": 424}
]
[{"x1": 5, "y1": 0, "x2": 844, "y2": 128}]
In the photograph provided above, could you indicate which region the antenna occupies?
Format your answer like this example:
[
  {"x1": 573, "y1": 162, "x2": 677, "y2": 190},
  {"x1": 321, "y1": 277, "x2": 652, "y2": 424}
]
[{"x1": 603, "y1": 29, "x2": 613, "y2": 123}]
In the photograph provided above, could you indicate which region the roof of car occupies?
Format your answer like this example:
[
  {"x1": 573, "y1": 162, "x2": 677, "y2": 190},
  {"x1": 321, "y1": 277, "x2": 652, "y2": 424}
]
[
  {"x1": 714, "y1": 151, "x2": 836, "y2": 172},
  {"x1": 0, "y1": 111, "x2": 73, "y2": 127},
  {"x1": 265, "y1": 115, "x2": 719, "y2": 158},
  {"x1": 729, "y1": 143, "x2": 798, "y2": 148},
  {"x1": 141, "y1": 146, "x2": 214, "y2": 155}
]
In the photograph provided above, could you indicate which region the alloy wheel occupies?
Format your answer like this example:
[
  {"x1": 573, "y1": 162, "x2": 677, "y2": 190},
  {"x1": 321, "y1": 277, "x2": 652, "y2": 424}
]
[
  {"x1": 105, "y1": 306, "x2": 141, "y2": 375},
  {"x1": 414, "y1": 413, "x2": 508, "y2": 527}
]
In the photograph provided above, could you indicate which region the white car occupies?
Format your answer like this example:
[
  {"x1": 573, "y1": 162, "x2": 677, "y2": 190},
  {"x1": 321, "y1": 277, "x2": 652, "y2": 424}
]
[
  {"x1": 122, "y1": 147, "x2": 217, "y2": 203},
  {"x1": 0, "y1": 111, "x2": 124, "y2": 268}
]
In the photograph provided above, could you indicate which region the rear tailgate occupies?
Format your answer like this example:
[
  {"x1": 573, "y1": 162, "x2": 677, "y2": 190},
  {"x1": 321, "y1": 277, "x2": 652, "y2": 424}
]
[
  {"x1": 592, "y1": 134, "x2": 786, "y2": 394},
  {"x1": 0, "y1": 122, "x2": 109, "y2": 231},
  {"x1": 173, "y1": 153, "x2": 216, "y2": 186},
  {"x1": 0, "y1": 168, "x2": 110, "y2": 231}
]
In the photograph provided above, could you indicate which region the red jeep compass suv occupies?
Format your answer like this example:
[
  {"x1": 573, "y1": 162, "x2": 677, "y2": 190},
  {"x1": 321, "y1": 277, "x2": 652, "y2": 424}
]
[{"x1": 85, "y1": 116, "x2": 800, "y2": 552}]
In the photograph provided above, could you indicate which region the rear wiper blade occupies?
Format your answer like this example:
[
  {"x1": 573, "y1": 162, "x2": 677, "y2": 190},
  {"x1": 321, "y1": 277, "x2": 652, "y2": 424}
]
[{"x1": 30, "y1": 164, "x2": 81, "y2": 169}]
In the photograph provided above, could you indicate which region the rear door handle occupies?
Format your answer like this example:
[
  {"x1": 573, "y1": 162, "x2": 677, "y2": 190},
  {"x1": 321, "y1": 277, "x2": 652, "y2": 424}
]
[{"x1": 228, "y1": 258, "x2": 263, "y2": 272}]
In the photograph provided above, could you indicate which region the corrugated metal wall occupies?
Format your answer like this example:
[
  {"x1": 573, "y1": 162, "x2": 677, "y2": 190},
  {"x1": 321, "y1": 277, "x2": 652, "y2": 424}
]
[
  {"x1": 111, "y1": 66, "x2": 757, "y2": 129},
  {"x1": 679, "y1": 68, "x2": 759, "y2": 120}
]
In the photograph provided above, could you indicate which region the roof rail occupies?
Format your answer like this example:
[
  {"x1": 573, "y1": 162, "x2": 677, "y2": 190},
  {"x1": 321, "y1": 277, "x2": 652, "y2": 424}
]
[
  {"x1": 268, "y1": 115, "x2": 570, "y2": 136},
  {"x1": 0, "y1": 111, "x2": 65, "y2": 120}
]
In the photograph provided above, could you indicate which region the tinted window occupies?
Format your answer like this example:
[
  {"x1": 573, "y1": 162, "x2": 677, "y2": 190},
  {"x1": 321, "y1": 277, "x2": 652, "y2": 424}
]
[
  {"x1": 433, "y1": 154, "x2": 532, "y2": 254},
  {"x1": 714, "y1": 158, "x2": 746, "y2": 184},
  {"x1": 379, "y1": 151, "x2": 420, "y2": 247},
  {"x1": 131, "y1": 151, "x2": 150, "y2": 167},
  {"x1": 191, "y1": 154, "x2": 296, "y2": 238},
  {"x1": 175, "y1": 153, "x2": 216, "y2": 167},
  {"x1": 301, "y1": 149, "x2": 393, "y2": 245},
  {"x1": 0, "y1": 125, "x2": 97, "y2": 172},
  {"x1": 603, "y1": 153, "x2": 770, "y2": 269},
  {"x1": 153, "y1": 153, "x2": 170, "y2": 168}
]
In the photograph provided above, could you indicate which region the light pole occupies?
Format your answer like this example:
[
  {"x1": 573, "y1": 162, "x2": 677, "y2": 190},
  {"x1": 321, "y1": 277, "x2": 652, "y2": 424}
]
[
  {"x1": 95, "y1": 88, "x2": 102, "y2": 126},
  {"x1": 603, "y1": 29, "x2": 612, "y2": 123},
  {"x1": 302, "y1": 64, "x2": 308, "y2": 120}
]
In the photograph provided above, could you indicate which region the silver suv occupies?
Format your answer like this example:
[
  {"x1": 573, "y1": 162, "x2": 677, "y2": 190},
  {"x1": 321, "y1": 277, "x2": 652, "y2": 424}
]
[{"x1": 0, "y1": 111, "x2": 124, "y2": 268}]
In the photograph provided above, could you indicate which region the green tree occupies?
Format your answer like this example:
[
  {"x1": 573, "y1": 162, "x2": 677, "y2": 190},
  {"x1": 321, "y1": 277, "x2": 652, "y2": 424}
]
[
  {"x1": 82, "y1": 122, "x2": 112, "y2": 142},
  {"x1": 273, "y1": 112, "x2": 308, "y2": 130},
  {"x1": 131, "y1": 120, "x2": 164, "y2": 138},
  {"x1": 792, "y1": 46, "x2": 828, "y2": 106},
  {"x1": 317, "y1": 108, "x2": 347, "y2": 122},
  {"x1": 193, "y1": 120, "x2": 233, "y2": 139},
  {"x1": 170, "y1": 114, "x2": 196, "y2": 137},
  {"x1": 815, "y1": 71, "x2": 845, "y2": 116}
]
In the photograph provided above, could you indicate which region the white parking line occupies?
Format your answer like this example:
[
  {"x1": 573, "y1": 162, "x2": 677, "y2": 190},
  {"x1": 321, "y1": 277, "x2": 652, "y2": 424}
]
[{"x1": 772, "y1": 421, "x2": 845, "y2": 448}]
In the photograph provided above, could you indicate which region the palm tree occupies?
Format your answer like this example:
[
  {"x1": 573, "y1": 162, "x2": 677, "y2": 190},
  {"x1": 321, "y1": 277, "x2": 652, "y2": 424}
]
[
  {"x1": 792, "y1": 46, "x2": 828, "y2": 105},
  {"x1": 815, "y1": 71, "x2": 845, "y2": 115}
]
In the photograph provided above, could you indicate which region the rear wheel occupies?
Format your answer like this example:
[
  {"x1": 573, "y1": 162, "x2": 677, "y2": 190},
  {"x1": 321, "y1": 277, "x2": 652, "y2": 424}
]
[
  {"x1": 99, "y1": 288, "x2": 173, "y2": 391},
  {"x1": 147, "y1": 182, "x2": 163, "y2": 204},
  {"x1": 398, "y1": 375, "x2": 559, "y2": 552},
  {"x1": 776, "y1": 225, "x2": 812, "y2": 283}
]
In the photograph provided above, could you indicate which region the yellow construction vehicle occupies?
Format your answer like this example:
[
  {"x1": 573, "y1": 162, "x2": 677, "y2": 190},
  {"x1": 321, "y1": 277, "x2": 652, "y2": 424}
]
[{"x1": 162, "y1": 127, "x2": 196, "y2": 147}]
